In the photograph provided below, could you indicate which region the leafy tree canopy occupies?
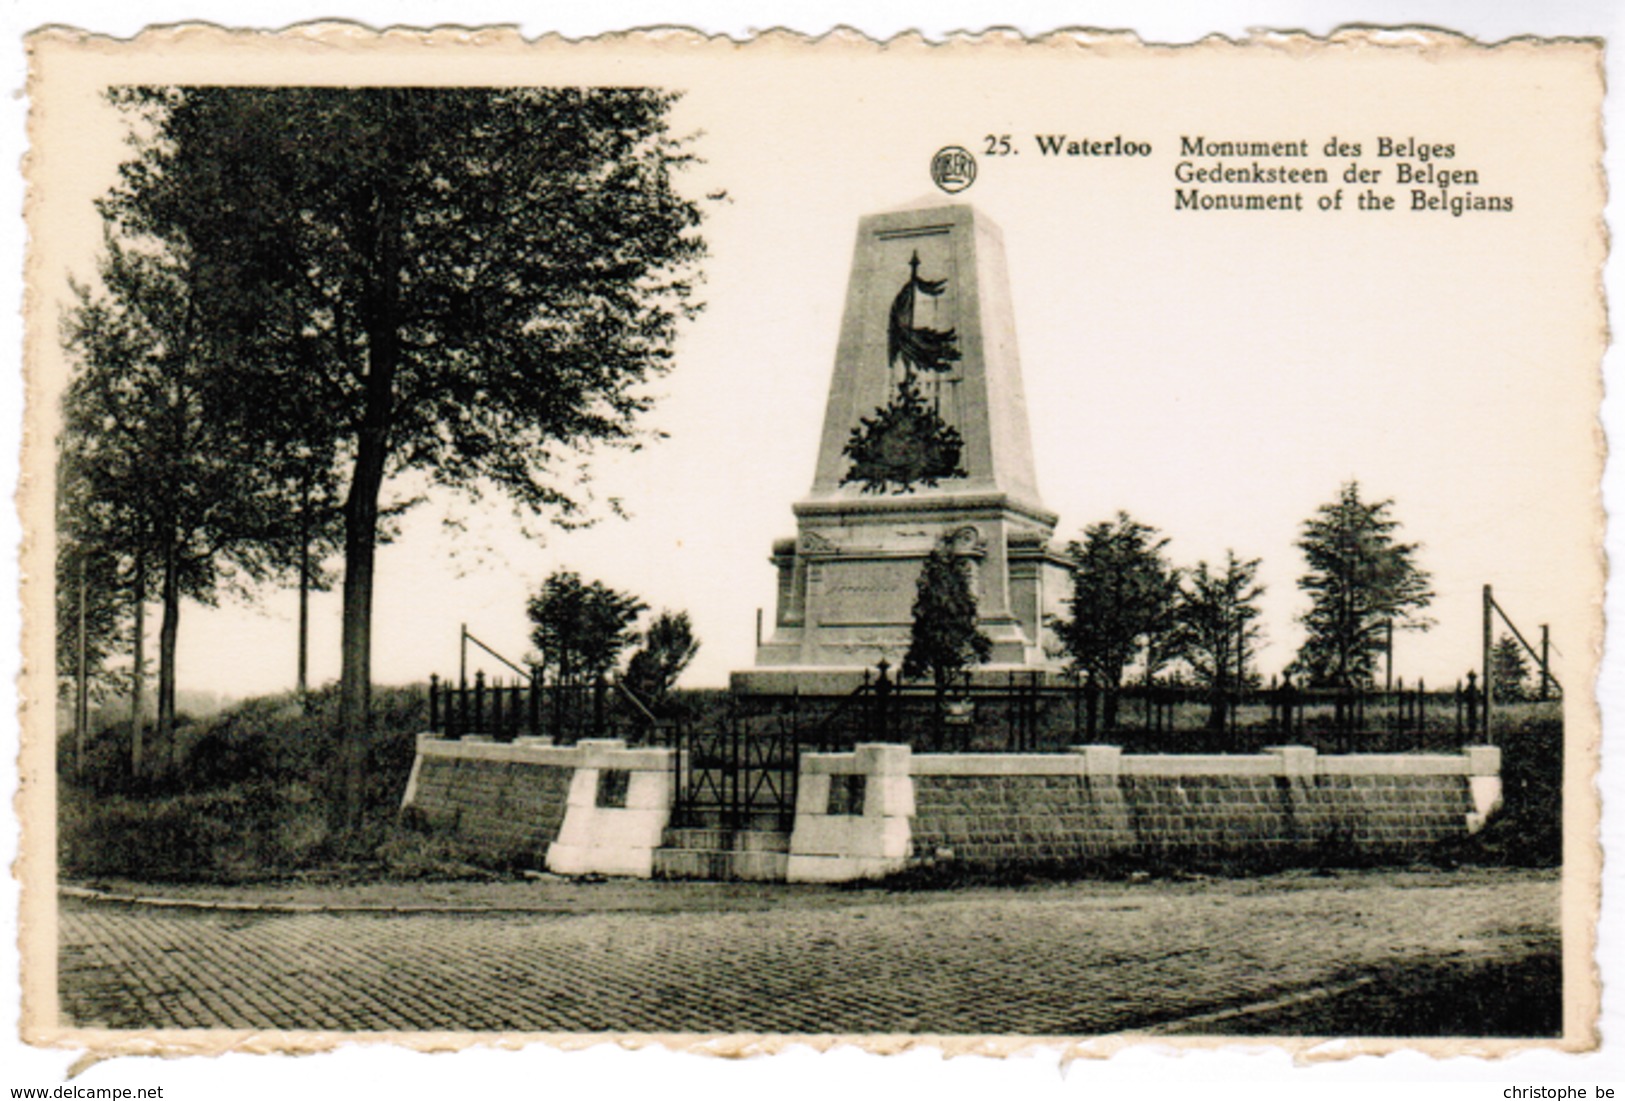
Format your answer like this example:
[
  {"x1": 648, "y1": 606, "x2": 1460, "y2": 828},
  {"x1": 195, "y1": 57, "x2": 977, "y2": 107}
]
[
  {"x1": 527, "y1": 571, "x2": 648, "y2": 685},
  {"x1": 61, "y1": 227, "x2": 339, "y2": 746},
  {"x1": 106, "y1": 85, "x2": 705, "y2": 525},
  {"x1": 1052, "y1": 512, "x2": 1180, "y2": 694},
  {"x1": 624, "y1": 610, "x2": 701, "y2": 703},
  {"x1": 99, "y1": 86, "x2": 706, "y2": 818}
]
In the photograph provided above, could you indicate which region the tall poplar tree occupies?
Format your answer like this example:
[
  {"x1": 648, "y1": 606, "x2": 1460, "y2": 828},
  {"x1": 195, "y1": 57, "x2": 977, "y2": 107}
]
[
  {"x1": 101, "y1": 86, "x2": 707, "y2": 822},
  {"x1": 60, "y1": 234, "x2": 298, "y2": 765}
]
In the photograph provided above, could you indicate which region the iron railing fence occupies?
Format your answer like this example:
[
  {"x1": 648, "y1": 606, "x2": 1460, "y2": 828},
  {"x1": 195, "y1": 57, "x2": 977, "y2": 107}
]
[
  {"x1": 428, "y1": 667, "x2": 1514, "y2": 755},
  {"x1": 728, "y1": 673, "x2": 1500, "y2": 755},
  {"x1": 428, "y1": 671, "x2": 673, "y2": 745}
]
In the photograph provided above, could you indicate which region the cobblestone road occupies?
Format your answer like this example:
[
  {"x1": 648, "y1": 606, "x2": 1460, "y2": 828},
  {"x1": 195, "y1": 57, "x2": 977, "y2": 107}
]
[{"x1": 58, "y1": 869, "x2": 1558, "y2": 1035}]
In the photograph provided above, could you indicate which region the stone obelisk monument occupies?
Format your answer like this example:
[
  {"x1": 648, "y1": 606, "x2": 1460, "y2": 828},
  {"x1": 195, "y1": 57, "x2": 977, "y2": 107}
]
[{"x1": 734, "y1": 204, "x2": 1071, "y2": 693}]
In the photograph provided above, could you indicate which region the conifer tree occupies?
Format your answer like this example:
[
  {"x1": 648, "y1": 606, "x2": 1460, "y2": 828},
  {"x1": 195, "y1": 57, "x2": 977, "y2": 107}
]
[
  {"x1": 1052, "y1": 513, "x2": 1180, "y2": 727},
  {"x1": 1293, "y1": 482, "x2": 1433, "y2": 686},
  {"x1": 902, "y1": 537, "x2": 992, "y2": 693}
]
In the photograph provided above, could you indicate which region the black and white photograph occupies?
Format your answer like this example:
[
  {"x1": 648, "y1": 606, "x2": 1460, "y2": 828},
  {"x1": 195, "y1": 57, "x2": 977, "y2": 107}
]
[{"x1": 9, "y1": 9, "x2": 1620, "y2": 1095}]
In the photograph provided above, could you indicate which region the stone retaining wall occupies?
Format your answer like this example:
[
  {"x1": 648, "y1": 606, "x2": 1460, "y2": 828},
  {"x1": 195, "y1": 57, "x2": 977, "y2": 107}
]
[
  {"x1": 905, "y1": 745, "x2": 1500, "y2": 870},
  {"x1": 402, "y1": 736, "x2": 675, "y2": 875},
  {"x1": 910, "y1": 773, "x2": 1134, "y2": 865},
  {"x1": 402, "y1": 734, "x2": 1501, "y2": 881},
  {"x1": 403, "y1": 735, "x2": 576, "y2": 864}
]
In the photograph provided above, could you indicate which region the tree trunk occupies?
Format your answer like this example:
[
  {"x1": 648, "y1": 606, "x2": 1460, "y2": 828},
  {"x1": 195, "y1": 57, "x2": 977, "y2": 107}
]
[
  {"x1": 297, "y1": 474, "x2": 310, "y2": 708},
  {"x1": 130, "y1": 555, "x2": 146, "y2": 782},
  {"x1": 337, "y1": 136, "x2": 405, "y2": 830},
  {"x1": 339, "y1": 475, "x2": 381, "y2": 826},
  {"x1": 73, "y1": 555, "x2": 86, "y2": 783},
  {"x1": 1208, "y1": 629, "x2": 1228, "y2": 731},
  {"x1": 932, "y1": 669, "x2": 946, "y2": 747},
  {"x1": 158, "y1": 537, "x2": 181, "y2": 770}
]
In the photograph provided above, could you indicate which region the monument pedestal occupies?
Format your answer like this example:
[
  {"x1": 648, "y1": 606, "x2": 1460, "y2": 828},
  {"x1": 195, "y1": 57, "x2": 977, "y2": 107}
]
[{"x1": 733, "y1": 204, "x2": 1071, "y2": 695}]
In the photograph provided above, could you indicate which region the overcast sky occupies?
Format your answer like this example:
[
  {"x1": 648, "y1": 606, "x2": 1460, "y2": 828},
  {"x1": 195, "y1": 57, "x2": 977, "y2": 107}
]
[{"x1": 31, "y1": 30, "x2": 1604, "y2": 702}]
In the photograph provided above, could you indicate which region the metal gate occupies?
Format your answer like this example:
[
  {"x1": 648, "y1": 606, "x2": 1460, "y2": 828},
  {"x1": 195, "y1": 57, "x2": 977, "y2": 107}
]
[{"x1": 671, "y1": 713, "x2": 799, "y2": 832}]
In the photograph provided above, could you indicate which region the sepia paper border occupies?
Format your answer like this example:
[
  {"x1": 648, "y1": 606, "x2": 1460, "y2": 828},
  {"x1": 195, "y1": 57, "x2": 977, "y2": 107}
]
[{"x1": 12, "y1": 20, "x2": 1610, "y2": 1069}]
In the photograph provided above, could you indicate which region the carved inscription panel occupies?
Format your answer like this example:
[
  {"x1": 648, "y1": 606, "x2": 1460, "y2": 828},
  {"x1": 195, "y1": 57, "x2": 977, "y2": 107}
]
[{"x1": 813, "y1": 559, "x2": 920, "y2": 626}]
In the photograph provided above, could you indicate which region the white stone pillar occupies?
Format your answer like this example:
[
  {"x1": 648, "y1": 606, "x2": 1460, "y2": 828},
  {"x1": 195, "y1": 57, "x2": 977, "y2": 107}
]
[
  {"x1": 787, "y1": 743, "x2": 915, "y2": 882},
  {"x1": 546, "y1": 741, "x2": 677, "y2": 878},
  {"x1": 1463, "y1": 745, "x2": 1504, "y2": 832}
]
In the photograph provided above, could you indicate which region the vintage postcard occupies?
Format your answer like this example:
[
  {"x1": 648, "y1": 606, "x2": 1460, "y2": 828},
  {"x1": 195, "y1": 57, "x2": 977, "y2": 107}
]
[{"x1": 14, "y1": 21, "x2": 1608, "y2": 1079}]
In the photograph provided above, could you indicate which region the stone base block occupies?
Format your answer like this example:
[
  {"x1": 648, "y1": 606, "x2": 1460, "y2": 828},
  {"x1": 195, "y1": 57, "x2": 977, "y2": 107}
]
[
  {"x1": 786, "y1": 853, "x2": 905, "y2": 883},
  {"x1": 555, "y1": 807, "x2": 667, "y2": 850},
  {"x1": 734, "y1": 829, "x2": 792, "y2": 853},
  {"x1": 731, "y1": 851, "x2": 790, "y2": 880},
  {"x1": 791, "y1": 815, "x2": 911, "y2": 860},
  {"x1": 662, "y1": 827, "x2": 733, "y2": 851},
  {"x1": 547, "y1": 842, "x2": 654, "y2": 878},
  {"x1": 1467, "y1": 774, "x2": 1504, "y2": 832},
  {"x1": 653, "y1": 848, "x2": 734, "y2": 880},
  {"x1": 650, "y1": 844, "x2": 789, "y2": 881}
]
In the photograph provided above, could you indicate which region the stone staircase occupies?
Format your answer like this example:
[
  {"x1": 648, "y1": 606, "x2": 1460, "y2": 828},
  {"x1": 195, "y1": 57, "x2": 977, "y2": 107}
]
[{"x1": 651, "y1": 822, "x2": 792, "y2": 881}]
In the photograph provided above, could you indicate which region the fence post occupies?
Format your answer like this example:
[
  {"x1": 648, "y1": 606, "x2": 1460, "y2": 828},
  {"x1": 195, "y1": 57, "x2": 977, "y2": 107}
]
[
  {"x1": 1540, "y1": 624, "x2": 1552, "y2": 701},
  {"x1": 1031, "y1": 672, "x2": 1041, "y2": 751},
  {"x1": 1024, "y1": 672, "x2": 1033, "y2": 751},
  {"x1": 1482, "y1": 584, "x2": 1494, "y2": 744},
  {"x1": 1465, "y1": 671, "x2": 1479, "y2": 745},
  {"x1": 473, "y1": 671, "x2": 486, "y2": 736},
  {"x1": 729, "y1": 707, "x2": 742, "y2": 830},
  {"x1": 874, "y1": 660, "x2": 893, "y2": 742},
  {"x1": 429, "y1": 674, "x2": 440, "y2": 735},
  {"x1": 1006, "y1": 670, "x2": 1016, "y2": 752},
  {"x1": 529, "y1": 668, "x2": 542, "y2": 738}
]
